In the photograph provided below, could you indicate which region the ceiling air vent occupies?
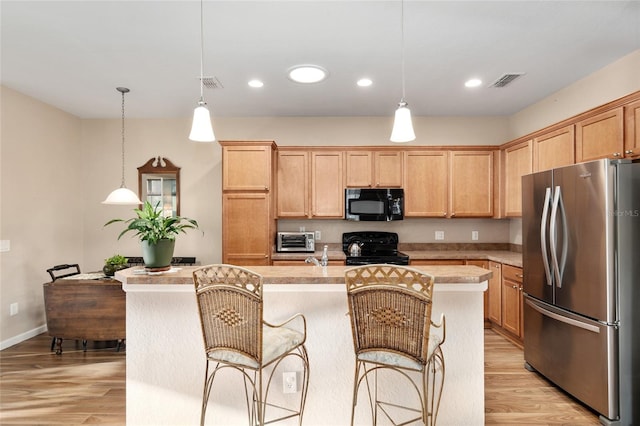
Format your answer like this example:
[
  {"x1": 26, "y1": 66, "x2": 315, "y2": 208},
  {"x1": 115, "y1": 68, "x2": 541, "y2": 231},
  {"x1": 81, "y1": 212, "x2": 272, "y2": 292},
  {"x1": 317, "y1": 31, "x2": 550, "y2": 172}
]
[
  {"x1": 490, "y1": 73, "x2": 525, "y2": 88},
  {"x1": 200, "y1": 76, "x2": 223, "y2": 90}
]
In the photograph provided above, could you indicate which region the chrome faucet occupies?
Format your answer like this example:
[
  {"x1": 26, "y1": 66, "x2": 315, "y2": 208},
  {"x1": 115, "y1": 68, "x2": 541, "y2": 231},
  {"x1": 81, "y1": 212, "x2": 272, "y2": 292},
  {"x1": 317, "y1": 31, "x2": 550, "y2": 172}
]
[{"x1": 305, "y1": 256, "x2": 321, "y2": 266}]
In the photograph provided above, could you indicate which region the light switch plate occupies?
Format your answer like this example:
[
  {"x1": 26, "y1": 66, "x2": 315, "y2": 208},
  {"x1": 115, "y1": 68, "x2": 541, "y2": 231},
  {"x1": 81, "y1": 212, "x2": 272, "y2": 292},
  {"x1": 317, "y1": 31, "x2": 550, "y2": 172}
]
[
  {"x1": 0, "y1": 240, "x2": 10, "y2": 252},
  {"x1": 435, "y1": 231, "x2": 444, "y2": 241}
]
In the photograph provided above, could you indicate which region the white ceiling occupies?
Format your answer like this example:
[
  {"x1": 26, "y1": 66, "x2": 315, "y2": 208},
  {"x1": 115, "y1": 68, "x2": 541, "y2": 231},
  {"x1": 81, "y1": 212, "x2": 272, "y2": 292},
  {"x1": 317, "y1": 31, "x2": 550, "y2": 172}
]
[{"x1": 1, "y1": 1, "x2": 639, "y2": 119}]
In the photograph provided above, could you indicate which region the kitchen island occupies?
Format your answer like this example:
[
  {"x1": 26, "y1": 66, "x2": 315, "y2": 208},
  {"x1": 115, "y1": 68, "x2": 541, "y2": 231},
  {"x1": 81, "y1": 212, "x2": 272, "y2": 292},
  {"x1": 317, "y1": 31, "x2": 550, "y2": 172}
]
[{"x1": 116, "y1": 265, "x2": 490, "y2": 425}]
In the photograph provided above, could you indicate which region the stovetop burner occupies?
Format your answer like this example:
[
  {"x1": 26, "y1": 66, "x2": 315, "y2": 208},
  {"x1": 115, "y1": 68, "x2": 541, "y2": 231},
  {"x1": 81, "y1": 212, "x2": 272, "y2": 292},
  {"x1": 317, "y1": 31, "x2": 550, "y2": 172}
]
[{"x1": 342, "y1": 231, "x2": 409, "y2": 265}]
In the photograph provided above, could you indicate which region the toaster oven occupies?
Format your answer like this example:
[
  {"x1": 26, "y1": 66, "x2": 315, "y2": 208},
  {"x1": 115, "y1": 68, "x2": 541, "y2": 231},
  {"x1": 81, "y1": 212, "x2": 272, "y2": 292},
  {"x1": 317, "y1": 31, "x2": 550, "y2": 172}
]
[{"x1": 276, "y1": 232, "x2": 315, "y2": 252}]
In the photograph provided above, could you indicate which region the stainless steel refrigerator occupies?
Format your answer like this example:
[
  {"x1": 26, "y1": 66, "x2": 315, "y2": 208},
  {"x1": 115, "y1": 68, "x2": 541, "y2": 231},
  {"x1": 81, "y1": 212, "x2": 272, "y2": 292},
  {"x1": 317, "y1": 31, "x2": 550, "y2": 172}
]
[{"x1": 522, "y1": 158, "x2": 639, "y2": 425}]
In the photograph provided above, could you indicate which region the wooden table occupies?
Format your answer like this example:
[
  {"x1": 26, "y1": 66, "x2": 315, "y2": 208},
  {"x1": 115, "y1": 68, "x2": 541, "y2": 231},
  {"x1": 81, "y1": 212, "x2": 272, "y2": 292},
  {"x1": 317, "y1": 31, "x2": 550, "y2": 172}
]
[{"x1": 43, "y1": 277, "x2": 125, "y2": 354}]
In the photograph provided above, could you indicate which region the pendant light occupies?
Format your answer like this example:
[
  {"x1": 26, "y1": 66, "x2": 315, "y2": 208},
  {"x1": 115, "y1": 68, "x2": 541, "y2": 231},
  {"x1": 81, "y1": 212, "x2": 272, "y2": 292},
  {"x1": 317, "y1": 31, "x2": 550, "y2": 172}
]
[
  {"x1": 102, "y1": 87, "x2": 142, "y2": 205},
  {"x1": 189, "y1": 0, "x2": 215, "y2": 142},
  {"x1": 390, "y1": 0, "x2": 416, "y2": 143}
]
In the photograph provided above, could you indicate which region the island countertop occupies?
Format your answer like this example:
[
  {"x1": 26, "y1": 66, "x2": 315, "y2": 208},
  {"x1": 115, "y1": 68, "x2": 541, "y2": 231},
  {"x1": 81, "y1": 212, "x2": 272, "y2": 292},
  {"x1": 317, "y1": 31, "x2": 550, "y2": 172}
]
[{"x1": 116, "y1": 264, "x2": 492, "y2": 286}]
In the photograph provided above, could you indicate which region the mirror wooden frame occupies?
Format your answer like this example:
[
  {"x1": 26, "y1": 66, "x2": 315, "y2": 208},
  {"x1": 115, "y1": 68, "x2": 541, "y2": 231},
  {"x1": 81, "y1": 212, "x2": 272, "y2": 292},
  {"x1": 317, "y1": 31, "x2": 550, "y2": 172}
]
[{"x1": 138, "y1": 156, "x2": 181, "y2": 216}]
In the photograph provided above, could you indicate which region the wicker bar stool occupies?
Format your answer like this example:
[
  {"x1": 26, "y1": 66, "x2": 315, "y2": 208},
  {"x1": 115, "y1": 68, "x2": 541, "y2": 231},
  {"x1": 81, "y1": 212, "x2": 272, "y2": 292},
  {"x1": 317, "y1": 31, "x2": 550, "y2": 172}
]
[
  {"x1": 193, "y1": 264, "x2": 309, "y2": 426},
  {"x1": 345, "y1": 264, "x2": 446, "y2": 426}
]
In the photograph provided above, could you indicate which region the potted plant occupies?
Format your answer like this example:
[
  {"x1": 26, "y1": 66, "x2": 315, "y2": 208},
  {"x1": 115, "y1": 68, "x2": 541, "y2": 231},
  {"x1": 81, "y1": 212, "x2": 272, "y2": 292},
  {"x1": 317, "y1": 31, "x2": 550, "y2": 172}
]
[
  {"x1": 103, "y1": 254, "x2": 129, "y2": 277},
  {"x1": 105, "y1": 201, "x2": 199, "y2": 271}
]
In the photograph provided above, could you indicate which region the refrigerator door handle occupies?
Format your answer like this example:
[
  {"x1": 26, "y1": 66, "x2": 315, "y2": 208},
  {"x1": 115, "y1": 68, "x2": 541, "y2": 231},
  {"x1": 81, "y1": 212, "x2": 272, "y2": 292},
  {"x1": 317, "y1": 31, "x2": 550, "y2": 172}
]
[
  {"x1": 540, "y1": 187, "x2": 553, "y2": 286},
  {"x1": 550, "y1": 186, "x2": 567, "y2": 288},
  {"x1": 525, "y1": 299, "x2": 600, "y2": 334}
]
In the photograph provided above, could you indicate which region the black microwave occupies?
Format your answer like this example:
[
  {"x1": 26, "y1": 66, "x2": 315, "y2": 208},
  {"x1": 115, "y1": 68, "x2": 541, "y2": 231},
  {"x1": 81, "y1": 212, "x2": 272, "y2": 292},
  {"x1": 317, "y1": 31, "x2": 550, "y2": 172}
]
[{"x1": 345, "y1": 188, "x2": 404, "y2": 221}]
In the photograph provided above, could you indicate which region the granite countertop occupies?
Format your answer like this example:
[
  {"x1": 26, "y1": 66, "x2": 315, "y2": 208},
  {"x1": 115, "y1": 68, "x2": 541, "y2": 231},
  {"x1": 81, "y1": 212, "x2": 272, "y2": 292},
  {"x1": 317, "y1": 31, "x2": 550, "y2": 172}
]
[{"x1": 116, "y1": 264, "x2": 492, "y2": 285}]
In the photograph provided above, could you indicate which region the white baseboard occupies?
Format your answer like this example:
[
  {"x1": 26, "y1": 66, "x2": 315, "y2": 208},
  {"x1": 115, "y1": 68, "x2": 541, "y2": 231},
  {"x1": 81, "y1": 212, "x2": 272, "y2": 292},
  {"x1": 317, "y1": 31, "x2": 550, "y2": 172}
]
[{"x1": 0, "y1": 325, "x2": 47, "y2": 350}]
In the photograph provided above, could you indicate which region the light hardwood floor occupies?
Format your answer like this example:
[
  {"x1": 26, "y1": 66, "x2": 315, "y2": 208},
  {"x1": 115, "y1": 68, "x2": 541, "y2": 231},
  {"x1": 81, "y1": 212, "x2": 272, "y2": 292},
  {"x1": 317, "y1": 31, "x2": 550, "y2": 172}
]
[{"x1": 0, "y1": 330, "x2": 600, "y2": 425}]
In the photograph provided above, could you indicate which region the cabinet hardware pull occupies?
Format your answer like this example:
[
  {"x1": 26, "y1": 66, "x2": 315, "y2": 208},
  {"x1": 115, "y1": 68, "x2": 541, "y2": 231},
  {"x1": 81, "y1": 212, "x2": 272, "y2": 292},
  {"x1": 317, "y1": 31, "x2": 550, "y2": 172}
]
[
  {"x1": 613, "y1": 152, "x2": 621, "y2": 157},
  {"x1": 443, "y1": 212, "x2": 447, "y2": 217},
  {"x1": 512, "y1": 285, "x2": 518, "y2": 289},
  {"x1": 451, "y1": 213, "x2": 456, "y2": 217},
  {"x1": 516, "y1": 274, "x2": 523, "y2": 278},
  {"x1": 625, "y1": 150, "x2": 633, "y2": 154}
]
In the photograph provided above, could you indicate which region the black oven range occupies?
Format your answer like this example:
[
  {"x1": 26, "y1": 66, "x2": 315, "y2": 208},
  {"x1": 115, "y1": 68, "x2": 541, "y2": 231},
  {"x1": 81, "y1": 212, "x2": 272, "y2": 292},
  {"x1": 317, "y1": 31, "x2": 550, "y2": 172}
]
[{"x1": 342, "y1": 231, "x2": 409, "y2": 266}]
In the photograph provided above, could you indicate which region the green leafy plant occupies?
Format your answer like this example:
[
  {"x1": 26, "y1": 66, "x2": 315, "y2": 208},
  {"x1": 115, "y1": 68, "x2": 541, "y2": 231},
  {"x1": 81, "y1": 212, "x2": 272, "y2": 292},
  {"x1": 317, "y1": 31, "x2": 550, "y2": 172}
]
[
  {"x1": 105, "y1": 201, "x2": 200, "y2": 245},
  {"x1": 105, "y1": 254, "x2": 128, "y2": 266}
]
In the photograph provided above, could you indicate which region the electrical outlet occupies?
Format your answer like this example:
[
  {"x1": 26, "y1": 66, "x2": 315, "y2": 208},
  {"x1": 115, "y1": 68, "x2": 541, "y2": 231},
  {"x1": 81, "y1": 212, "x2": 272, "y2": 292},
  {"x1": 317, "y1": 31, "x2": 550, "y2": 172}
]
[
  {"x1": 472, "y1": 231, "x2": 479, "y2": 241},
  {"x1": 283, "y1": 371, "x2": 297, "y2": 393},
  {"x1": 315, "y1": 230, "x2": 321, "y2": 241},
  {"x1": 299, "y1": 226, "x2": 305, "y2": 232},
  {"x1": 435, "y1": 231, "x2": 445, "y2": 241},
  {"x1": 9, "y1": 303, "x2": 18, "y2": 316}
]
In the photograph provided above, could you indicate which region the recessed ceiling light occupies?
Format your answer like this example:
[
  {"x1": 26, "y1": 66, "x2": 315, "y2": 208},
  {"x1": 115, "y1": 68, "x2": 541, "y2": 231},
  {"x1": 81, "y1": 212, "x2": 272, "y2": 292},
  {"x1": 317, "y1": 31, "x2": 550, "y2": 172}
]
[
  {"x1": 465, "y1": 78, "x2": 483, "y2": 88},
  {"x1": 248, "y1": 79, "x2": 264, "y2": 88},
  {"x1": 357, "y1": 78, "x2": 373, "y2": 87},
  {"x1": 287, "y1": 65, "x2": 328, "y2": 84}
]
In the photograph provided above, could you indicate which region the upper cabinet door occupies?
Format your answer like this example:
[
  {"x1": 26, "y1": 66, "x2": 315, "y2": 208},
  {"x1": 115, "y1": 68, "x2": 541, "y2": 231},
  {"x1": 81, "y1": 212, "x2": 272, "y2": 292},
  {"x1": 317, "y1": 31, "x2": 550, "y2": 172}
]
[
  {"x1": 276, "y1": 150, "x2": 309, "y2": 217},
  {"x1": 503, "y1": 140, "x2": 532, "y2": 217},
  {"x1": 449, "y1": 151, "x2": 494, "y2": 217},
  {"x1": 373, "y1": 151, "x2": 403, "y2": 188},
  {"x1": 222, "y1": 142, "x2": 275, "y2": 191},
  {"x1": 533, "y1": 125, "x2": 575, "y2": 172},
  {"x1": 624, "y1": 100, "x2": 640, "y2": 159},
  {"x1": 575, "y1": 107, "x2": 624, "y2": 162},
  {"x1": 311, "y1": 151, "x2": 344, "y2": 218},
  {"x1": 345, "y1": 151, "x2": 373, "y2": 188},
  {"x1": 403, "y1": 151, "x2": 449, "y2": 217}
]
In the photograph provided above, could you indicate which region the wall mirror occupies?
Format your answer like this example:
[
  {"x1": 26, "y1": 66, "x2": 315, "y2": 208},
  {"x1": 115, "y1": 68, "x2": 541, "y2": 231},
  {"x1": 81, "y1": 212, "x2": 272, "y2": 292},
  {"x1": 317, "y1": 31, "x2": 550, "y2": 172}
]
[{"x1": 138, "y1": 156, "x2": 180, "y2": 216}]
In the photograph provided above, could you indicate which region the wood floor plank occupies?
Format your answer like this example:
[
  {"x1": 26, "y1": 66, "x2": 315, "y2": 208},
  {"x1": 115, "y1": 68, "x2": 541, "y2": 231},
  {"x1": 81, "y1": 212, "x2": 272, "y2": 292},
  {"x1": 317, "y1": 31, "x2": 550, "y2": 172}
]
[{"x1": 1, "y1": 330, "x2": 602, "y2": 425}]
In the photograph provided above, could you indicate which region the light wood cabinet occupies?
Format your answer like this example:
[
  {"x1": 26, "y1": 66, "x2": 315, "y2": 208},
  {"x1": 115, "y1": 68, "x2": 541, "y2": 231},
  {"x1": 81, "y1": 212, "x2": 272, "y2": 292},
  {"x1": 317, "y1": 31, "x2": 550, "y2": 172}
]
[
  {"x1": 311, "y1": 151, "x2": 344, "y2": 218},
  {"x1": 575, "y1": 107, "x2": 624, "y2": 162},
  {"x1": 222, "y1": 192, "x2": 271, "y2": 265},
  {"x1": 374, "y1": 151, "x2": 403, "y2": 187},
  {"x1": 403, "y1": 151, "x2": 449, "y2": 217},
  {"x1": 221, "y1": 141, "x2": 276, "y2": 265},
  {"x1": 487, "y1": 261, "x2": 502, "y2": 326},
  {"x1": 624, "y1": 100, "x2": 640, "y2": 159},
  {"x1": 533, "y1": 125, "x2": 575, "y2": 172},
  {"x1": 345, "y1": 150, "x2": 403, "y2": 188},
  {"x1": 503, "y1": 140, "x2": 532, "y2": 217},
  {"x1": 276, "y1": 150, "x2": 308, "y2": 217},
  {"x1": 222, "y1": 143, "x2": 274, "y2": 191},
  {"x1": 449, "y1": 151, "x2": 494, "y2": 217},
  {"x1": 501, "y1": 265, "x2": 524, "y2": 341}
]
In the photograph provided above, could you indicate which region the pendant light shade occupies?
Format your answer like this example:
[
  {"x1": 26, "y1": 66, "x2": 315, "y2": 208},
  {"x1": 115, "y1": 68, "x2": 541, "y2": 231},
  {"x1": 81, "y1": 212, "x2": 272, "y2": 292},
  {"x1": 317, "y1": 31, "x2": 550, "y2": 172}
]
[
  {"x1": 189, "y1": 101, "x2": 215, "y2": 142},
  {"x1": 103, "y1": 187, "x2": 143, "y2": 205},
  {"x1": 390, "y1": 100, "x2": 415, "y2": 143},
  {"x1": 189, "y1": 0, "x2": 215, "y2": 142},
  {"x1": 103, "y1": 87, "x2": 142, "y2": 205},
  {"x1": 390, "y1": 0, "x2": 416, "y2": 143}
]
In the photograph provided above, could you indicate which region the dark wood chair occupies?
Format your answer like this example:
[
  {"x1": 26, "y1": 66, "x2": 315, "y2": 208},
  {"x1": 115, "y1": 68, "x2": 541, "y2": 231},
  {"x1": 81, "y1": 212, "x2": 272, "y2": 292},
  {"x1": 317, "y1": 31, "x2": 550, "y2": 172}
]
[{"x1": 46, "y1": 263, "x2": 81, "y2": 281}]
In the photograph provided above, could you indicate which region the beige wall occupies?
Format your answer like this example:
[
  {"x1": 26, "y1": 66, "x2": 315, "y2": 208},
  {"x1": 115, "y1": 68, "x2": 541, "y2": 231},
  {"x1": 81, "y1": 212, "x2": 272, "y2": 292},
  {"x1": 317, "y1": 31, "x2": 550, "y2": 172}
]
[
  {"x1": 1, "y1": 49, "x2": 638, "y2": 346},
  {"x1": 509, "y1": 50, "x2": 640, "y2": 138},
  {"x1": 1, "y1": 86, "x2": 83, "y2": 346}
]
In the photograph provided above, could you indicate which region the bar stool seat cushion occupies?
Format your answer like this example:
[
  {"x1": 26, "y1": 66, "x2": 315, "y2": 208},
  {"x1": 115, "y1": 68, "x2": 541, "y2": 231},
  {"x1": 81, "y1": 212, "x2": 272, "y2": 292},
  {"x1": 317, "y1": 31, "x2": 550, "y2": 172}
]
[
  {"x1": 207, "y1": 326, "x2": 304, "y2": 369},
  {"x1": 357, "y1": 334, "x2": 442, "y2": 371}
]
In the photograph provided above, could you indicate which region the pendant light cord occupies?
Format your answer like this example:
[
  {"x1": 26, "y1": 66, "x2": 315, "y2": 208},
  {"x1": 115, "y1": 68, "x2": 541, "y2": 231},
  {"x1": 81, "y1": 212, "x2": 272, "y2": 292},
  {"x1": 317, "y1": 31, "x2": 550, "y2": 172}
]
[
  {"x1": 401, "y1": 0, "x2": 406, "y2": 101},
  {"x1": 199, "y1": 0, "x2": 205, "y2": 102},
  {"x1": 120, "y1": 89, "x2": 126, "y2": 187}
]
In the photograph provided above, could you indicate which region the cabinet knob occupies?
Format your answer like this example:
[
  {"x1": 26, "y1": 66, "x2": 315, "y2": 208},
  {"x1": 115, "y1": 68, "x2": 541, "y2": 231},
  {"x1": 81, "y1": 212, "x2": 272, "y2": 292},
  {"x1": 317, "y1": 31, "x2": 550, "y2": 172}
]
[
  {"x1": 613, "y1": 152, "x2": 621, "y2": 157},
  {"x1": 519, "y1": 286, "x2": 524, "y2": 292},
  {"x1": 494, "y1": 264, "x2": 501, "y2": 268},
  {"x1": 443, "y1": 212, "x2": 447, "y2": 217},
  {"x1": 516, "y1": 274, "x2": 523, "y2": 278},
  {"x1": 451, "y1": 213, "x2": 456, "y2": 217},
  {"x1": 512, "y1": 284, "x2": 518, "y2": 289},
  {"x1": 625, "y1": 150, "x2": 634, "y2": 155}
]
